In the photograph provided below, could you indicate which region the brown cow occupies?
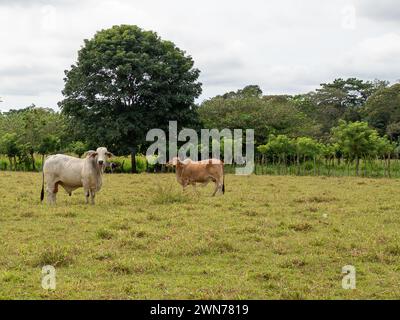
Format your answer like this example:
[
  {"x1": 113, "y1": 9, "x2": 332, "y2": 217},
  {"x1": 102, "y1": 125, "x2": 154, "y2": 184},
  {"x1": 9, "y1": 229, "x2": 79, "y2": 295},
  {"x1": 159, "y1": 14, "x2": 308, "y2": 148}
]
[{"x1": 167, "y1": 157, "x2": 225, "y2": 196}]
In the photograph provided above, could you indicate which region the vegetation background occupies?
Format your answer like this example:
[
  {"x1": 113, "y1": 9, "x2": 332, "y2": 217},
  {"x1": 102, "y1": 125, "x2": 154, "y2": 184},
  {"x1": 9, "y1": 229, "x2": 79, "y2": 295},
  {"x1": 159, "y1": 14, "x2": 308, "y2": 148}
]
[{"x1": 1, "y1": 26, "x2": 400, "y2": 178}]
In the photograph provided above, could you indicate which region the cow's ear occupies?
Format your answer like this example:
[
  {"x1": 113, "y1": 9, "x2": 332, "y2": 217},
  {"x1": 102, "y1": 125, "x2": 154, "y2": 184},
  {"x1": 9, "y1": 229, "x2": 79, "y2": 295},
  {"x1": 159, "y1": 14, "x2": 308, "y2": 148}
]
[
  {"x1": 85, "y1": 151, "x2": 97, "y2": 158},
  {"x1": 106, "y1": 152, "x2": 114, "y2": 158}
]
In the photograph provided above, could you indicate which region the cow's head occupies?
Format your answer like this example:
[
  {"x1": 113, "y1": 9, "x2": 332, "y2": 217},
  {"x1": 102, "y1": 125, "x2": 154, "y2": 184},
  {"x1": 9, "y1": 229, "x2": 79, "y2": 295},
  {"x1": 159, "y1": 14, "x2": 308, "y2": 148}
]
[
  {"x1": 167, "y1": 157, "x2": 183, "y2": 167},
  {"x1": 167, "y1": 157, "x2": 178, "y2": 167},
  {"x1": 86, "y1": 147, "x2": 114, "y2": 170},
  {"x1": 166, "y1": 157, "x2": 190, "y2": 167}
]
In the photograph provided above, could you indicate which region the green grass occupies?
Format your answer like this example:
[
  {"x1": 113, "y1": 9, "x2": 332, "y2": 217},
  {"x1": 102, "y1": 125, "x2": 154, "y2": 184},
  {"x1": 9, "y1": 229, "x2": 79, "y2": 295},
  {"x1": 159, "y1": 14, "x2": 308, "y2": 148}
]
[{"x1": 0, "y1": 172, "x2": 400, "y2": 299}]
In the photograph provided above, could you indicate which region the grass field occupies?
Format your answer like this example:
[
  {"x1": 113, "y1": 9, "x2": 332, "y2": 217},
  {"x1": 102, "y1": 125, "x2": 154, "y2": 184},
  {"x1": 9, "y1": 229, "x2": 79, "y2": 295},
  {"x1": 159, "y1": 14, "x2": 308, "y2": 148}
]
[{"x1": 1, "y1": 172, "x2": 400, "y2": 299}]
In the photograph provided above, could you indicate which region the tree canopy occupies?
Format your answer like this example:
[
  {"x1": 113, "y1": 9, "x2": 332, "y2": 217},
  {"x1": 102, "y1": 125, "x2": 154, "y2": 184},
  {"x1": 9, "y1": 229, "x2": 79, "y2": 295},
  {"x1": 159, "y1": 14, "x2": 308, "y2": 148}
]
[
  {"x1": 60, "y1": 24, "x2": 202, "y2": 171},
  {"x1": 198, "y1": 90, "x2": 320, "y2": 144},
  {"x1": 362, "y1": 83, "x2": 400, "y2": 139},
  {"x1": 293, "y1": 78, "x2": 389, "y2": 137}
]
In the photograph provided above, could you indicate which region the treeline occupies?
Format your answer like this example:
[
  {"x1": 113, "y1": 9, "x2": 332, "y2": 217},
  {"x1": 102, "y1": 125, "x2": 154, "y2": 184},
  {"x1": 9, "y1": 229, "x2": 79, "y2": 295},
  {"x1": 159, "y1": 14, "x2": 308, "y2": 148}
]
[
  {"x1": 0, "y1": 107, "x2": 71, "y2": 171},
  {"x1": 198, "y1": 80, "x2": 400, "y2": 142},
  {"x1": 198, "y1": 80, "x2": 400, "y2": 178},
  {"x1": 255, "y1": 121, "x2": 396, "y2": 177},
  {"x1": 0, "y1": 106, "x2": 149, "y2": 172},
  {"x1": 1, "y1": 79, "x2": 400, "y2": 175}
]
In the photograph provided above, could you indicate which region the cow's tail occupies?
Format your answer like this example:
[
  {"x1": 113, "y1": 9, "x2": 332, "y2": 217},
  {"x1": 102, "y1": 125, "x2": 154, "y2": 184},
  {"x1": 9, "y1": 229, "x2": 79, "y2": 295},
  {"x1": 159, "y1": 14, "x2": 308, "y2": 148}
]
[
  {"x1": 222, "y1": 162, "x2": 225, "y2": 194},
  {"x1": 40, "y1": 161, "x2": 45, "y2": 202}
]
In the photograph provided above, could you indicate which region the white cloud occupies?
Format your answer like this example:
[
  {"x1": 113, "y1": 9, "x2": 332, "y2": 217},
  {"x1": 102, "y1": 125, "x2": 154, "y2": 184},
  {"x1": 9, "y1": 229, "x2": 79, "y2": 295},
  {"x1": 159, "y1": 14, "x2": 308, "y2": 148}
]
[
  {"x1": 332, "y1": 33, "x2": 400, "y2": 81},
  {"x1": 0, "y1": 0, "x2": 399, "y2": 111},
  {"x1": 355, "y1": 0, "x2": 400, "y2": 22}
]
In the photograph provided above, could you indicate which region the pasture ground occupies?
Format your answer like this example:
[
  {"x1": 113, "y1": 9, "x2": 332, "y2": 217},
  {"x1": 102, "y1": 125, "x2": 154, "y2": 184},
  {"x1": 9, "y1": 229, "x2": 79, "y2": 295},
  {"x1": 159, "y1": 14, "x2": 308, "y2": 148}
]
[{"x1": 0, "y1": 172, "x2": 399, "y2": 299}]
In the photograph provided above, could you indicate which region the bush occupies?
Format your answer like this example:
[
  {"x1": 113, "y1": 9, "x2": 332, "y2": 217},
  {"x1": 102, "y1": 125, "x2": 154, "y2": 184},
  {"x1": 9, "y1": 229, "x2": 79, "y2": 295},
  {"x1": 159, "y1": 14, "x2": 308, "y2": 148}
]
[
  {"x1": 152, "y1": 185, "x2": 190, "y2": 205},
  {"x1": 136, "y1": 155, "x2": 147, "y2": 173}
]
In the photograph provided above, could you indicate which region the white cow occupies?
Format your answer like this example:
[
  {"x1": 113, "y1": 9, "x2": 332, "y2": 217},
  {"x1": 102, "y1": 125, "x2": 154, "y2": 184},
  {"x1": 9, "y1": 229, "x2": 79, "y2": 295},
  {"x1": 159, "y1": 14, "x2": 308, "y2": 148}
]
[{"x1": 40, "y1": 147, "x2": 113, "y2": 204}]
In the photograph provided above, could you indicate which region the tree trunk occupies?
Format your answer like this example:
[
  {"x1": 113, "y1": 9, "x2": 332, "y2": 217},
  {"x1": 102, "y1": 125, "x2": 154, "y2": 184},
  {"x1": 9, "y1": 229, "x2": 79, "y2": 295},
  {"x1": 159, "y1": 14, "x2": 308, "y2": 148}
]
[
  {"x1": 31, "y1": 152, "x2": 36, "y2": 171},
  {"x1": 130, "y1": 148, "x2": 137, "y2": 174},
  {"x1": 355, "y1": 156, "x2": 360, "y2": 176},
  {"x1": 264, "y1": 155, "x2": 267, "y2": 175},
  {"x1": 363, "y1": 157, "x2": 367, "y2": 177},
  {"x1": 313, "y1": 156, "x2": 316, "y2": 176},
  {"x1": 261, "y1": 154, "x2": 264, "y2": 175},
  {"x1": 283, "y1": 154, "x2": 287, "y2": 175}
]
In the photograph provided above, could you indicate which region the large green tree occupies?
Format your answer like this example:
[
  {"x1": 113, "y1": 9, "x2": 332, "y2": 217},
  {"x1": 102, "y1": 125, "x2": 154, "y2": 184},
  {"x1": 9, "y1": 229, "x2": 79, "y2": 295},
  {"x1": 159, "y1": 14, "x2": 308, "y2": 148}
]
[{"x1": 60, "y1": 25, "x2": 202, "y2": 172}]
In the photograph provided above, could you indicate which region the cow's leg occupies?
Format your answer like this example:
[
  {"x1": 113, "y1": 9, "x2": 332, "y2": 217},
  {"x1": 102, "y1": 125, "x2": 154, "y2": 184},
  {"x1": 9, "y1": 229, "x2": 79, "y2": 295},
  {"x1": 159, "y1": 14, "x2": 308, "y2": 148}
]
[
  {"x1": 84, "y1": 188, "x2": 90, "y2": 204},
  {"x1": 90, "y1": 189, "x2": 96, "y2": 205},
  {"x1": 46, "y1": 181, "x2": 58, "y2": 204},
  {"x1": 191, "y1": 182, "x2": 200, "y2": 195},
  {"x1": 60, "y1": 183, "x2": 73, "y2": 197},
  {"x1": 47, "y1": 190, "x2": 56, "y2": 204},
  {"x1": 182, "y1": 180, "x2": 189, "y2": 192},
  {"x1": 218, "y1": 180, "x2": 224, "y2": 194},
  {"x1": 213, "y1": 179, "x2": 223, "y2": 197}
]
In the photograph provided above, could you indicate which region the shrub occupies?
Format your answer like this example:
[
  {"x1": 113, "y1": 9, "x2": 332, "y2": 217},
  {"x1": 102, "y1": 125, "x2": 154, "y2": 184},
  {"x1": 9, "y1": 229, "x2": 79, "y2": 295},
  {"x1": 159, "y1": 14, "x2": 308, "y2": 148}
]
[
  {"x1": 33, "y1": 245, "x2": 76, "y2": 267},
  {"x1": 151, "y1": 185, "x2": 189, "y2": 205},
  {"x1": 96, "y1": 228, "x2": 114, "y2": 240}
]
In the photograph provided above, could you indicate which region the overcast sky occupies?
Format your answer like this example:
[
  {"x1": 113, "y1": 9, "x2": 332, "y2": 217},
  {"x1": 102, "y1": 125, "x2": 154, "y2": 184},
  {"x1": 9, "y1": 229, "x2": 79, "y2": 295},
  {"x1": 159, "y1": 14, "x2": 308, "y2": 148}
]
[{"x1": 0, "y1": 0, "x2": 399, "y2": 111}]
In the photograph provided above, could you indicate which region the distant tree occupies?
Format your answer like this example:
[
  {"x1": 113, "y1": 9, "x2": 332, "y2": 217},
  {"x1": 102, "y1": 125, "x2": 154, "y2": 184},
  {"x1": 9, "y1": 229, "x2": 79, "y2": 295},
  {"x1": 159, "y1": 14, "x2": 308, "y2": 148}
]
[
  {"x1": 320, "y1": 143, "x2": 337, "y2": 161},
  {"x1": 362, "y1": 83, "x2": 400, "y2": 139},
  {"x1": 220, "y1": 85, "x2": 262, "y2": 99},
  {"x1": 374, "y1": 136, "x2": 395, "y2": 158},
  {"x1": 316, "y1": 78, "x2": 387, "y2": 109},
  {"x1": 332, "y1": 121, "x2": 380, "y2": 175},
  {"x1": 296, "y1": 137, "x2": 321, "y2": 160},
  {"x1": 237, "y1": 85, "x2": 263, "y2": 98},
  {"x1": 38, "y1": 135, "x2": 60, "y2": 165},
  {"x1": 295, "y1": 78, "x2": 389, "y2": 137},
  {"x1": 199, "y1": 87, "x2": 320, "y2": 144},
  {"x1": 60, "y1": 25, "x2": 202, "y2": 173},
  {"x1": 0, "y1": 106, "x2": 68, "y2": 170},
  {"x1": 0, "y1": 133, "x2": 20, "y2": 170},
  {"x1": 258, "y1": 134, "x2": 296, "y2": 166},
  {"x1": 68, "y1": 141, "x2": 88, "y2": 158}
]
